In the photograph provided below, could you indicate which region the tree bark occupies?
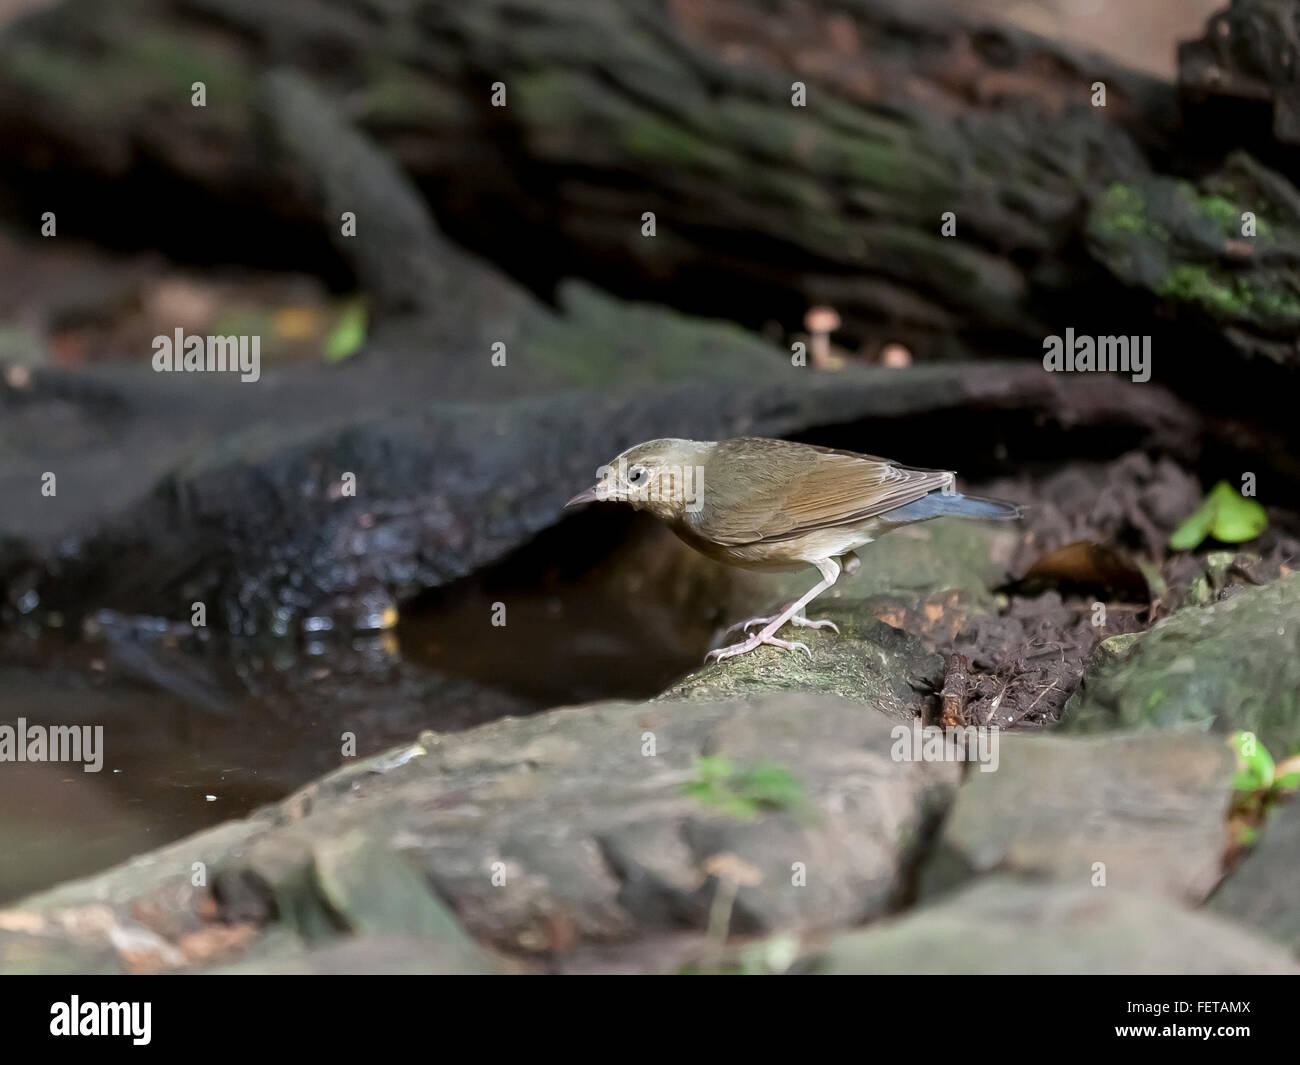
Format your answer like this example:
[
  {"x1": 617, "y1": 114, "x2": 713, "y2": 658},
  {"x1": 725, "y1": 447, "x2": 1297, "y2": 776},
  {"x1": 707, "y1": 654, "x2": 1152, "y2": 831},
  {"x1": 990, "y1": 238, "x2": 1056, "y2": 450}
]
[{"x1": 1, "y1": 0, "x2": 1268, "y2": 360}]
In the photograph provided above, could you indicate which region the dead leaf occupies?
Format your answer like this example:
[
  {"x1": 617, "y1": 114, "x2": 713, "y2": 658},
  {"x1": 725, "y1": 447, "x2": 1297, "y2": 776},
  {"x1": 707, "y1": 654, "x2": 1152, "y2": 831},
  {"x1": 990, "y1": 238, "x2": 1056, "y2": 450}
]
[{"x1": 1021, "y1": 541, "x2": 1149, "y2": 600}]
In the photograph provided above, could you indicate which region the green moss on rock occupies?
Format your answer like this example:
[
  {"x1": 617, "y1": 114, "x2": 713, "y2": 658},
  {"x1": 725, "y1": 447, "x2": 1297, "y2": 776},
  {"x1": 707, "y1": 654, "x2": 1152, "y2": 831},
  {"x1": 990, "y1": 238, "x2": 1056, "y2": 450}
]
[{"x1": 1062, "y1": 572, "x2": 1300, "y2": 755}]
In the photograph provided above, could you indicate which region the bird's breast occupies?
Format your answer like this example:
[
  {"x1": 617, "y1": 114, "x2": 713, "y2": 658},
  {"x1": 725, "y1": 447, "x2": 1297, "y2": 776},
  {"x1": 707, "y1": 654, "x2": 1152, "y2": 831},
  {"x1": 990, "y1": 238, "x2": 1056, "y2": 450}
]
[
  {"x1": 668, "y1": 519, "x2": 877, "y2": 571},
  {"x1": 667, "y1": 521, "x2": 804, "y2": 571}
]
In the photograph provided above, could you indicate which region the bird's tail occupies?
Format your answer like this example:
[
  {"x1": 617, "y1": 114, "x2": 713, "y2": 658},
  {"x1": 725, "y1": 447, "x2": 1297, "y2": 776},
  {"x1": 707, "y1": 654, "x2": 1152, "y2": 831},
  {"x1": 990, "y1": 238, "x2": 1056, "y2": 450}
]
[
  {"x1": 884, "y1": 491, "x2": 1023, "y2": 523},
  {"x1": 941, "y1": 492, "x2": 1023, "y2": 520}
]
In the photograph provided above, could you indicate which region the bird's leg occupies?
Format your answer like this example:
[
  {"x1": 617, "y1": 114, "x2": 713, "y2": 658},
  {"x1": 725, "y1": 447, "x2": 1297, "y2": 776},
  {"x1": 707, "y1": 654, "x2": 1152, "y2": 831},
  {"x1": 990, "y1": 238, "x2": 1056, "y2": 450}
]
[
  {"x1": 722, "y1": 606, "x2": 840, "y2": 638},
  {"x1": 706, "y1": 558, "x2": 841, "y2": 663},
  {"x1": 722, "y1": 551, "x2": 856, "y2": 637}
]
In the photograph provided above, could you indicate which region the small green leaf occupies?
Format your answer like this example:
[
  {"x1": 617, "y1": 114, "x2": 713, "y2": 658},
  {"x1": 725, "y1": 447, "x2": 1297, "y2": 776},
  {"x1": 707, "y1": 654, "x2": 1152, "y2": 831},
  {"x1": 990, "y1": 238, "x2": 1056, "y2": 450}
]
[
  {"x1": 1230, "y1": 730, "x2": 1274, "y2": 792},
  {"x1": 324, "y1": 300, "x2": 367, "y2": 362},
  {"x1": 1170, "y1": 497, "x2": 1216, "y2": 551},
  {"x1": 739, "y1": 762, "x2": 805, "y2": 810},
  {"x1": 683, "y1": 757, "x2": 804, "y2": 820},
  {"x1": 1170, "y1": 481, "x2": 1267, "y2": 550},
  {"x1": 692, "y1": 755, "x2": 734, "y2": 783},
  {"x1": 1207, "y1": 482, "x2": 1267, "y2": 543},
  {"x1": 1271, "y1": 755, "x2": 1300, "y2": 793},
  {"x1": 1274, "y1": 770, "x2": 1300, "y2": 792},
  {"x1": 1232, "y1": 769, "x2": 1265, "y2": 792}
]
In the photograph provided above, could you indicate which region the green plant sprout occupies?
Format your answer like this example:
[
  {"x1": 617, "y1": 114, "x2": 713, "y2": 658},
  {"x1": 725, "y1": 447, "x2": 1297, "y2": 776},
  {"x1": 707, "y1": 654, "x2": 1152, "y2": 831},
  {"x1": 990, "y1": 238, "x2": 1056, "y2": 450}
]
[
  {"x1": 324, "y1": 299, "x2": 368, "y2": 362},
  {"x1": 1228, "y1": 731, "x2": 1300, "y2": 846},
  {"x1": 683, "y1": 756, "x2": 807, "y2": 820},
  {"x1": 1170, "y1": 482, "x2": 1267, "y2": 551}
]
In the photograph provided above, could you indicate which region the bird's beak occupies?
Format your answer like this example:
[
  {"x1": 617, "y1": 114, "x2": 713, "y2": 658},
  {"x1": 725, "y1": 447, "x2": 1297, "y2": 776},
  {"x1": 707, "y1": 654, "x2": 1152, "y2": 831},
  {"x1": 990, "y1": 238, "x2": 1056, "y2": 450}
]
[{"x1": 565, "y1": 485, "x2": 602, "y2": 509}]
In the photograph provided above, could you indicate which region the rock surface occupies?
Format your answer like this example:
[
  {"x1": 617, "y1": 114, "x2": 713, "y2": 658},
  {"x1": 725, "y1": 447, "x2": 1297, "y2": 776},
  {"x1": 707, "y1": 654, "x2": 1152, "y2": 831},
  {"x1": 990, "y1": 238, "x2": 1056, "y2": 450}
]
[
  {"x1": 797, "y1": 878, "x2": 1299, "y2": 975},
  {"x1": 658, "y1": 604, "x2": 943, "y2": 717},
  {"x1": 1063, "y1": 572, "x2": 1300, "y2": 754},
  {"x1": 0, "y1": 693, "x2": 958, "y2": 973},
  {"x1": 1211, "y1": 799, "x2": 1300, "y2": 959},
  {"x1": 921, "y1": 732, "x2": 1234, "y2": 903}
]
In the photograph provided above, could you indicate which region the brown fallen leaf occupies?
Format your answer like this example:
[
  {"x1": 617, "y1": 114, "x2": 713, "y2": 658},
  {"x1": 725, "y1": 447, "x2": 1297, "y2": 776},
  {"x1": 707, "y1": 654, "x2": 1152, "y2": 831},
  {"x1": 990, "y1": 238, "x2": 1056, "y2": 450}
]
[{"x1": 1021, "y1": 540, "x2": 1149, "y2": 600}]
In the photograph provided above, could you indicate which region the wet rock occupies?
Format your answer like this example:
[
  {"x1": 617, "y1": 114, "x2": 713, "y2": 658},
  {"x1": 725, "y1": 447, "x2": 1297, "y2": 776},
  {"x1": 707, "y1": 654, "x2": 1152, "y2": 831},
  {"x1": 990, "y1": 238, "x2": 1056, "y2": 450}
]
[
  {"x1": 210, "y1": 933, "x2": 505, "y2": 975},
  {"x1": 795, "y1": 877, "x2": 1299, "y2": 975},
  {"x1": 223, "y1": 829, "x2": 500, "y2": 971},
  {"x1": 1062, "y1": 571, "x2": 1300, "y2": 753},
  {"x1": 921, "y1": 732, "x2": 1234, "y2": 903},
  {"x1": 1, "y1": 693, "x2": 958, "y2": 972},
  {"x1": 391, "y1": 695, "x2": 957, "y2": 952},
  {"x1": 656, "y1": 602, "x2": 942, "y2": 717},
  {"x1": 0, "y1": 919, "x2": 121, "y2": 976},
  {"x1": 1211, "y1": 799, "x2": 1300, "y2": 958}
]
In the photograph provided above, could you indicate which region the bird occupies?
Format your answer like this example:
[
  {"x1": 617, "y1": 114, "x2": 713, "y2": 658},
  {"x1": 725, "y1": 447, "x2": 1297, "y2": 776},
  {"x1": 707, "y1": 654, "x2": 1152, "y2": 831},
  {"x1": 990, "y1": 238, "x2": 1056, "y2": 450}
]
[{"x1": 566, "y1": 437, "x2": 1020, "y2": 663}]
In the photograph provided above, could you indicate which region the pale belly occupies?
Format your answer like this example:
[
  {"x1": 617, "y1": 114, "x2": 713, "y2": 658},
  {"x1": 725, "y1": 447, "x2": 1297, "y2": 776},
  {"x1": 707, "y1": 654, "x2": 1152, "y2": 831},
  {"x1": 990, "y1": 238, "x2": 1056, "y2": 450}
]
[{"x1": 669, "y1": 519, "x2": 879, "y2": 572}]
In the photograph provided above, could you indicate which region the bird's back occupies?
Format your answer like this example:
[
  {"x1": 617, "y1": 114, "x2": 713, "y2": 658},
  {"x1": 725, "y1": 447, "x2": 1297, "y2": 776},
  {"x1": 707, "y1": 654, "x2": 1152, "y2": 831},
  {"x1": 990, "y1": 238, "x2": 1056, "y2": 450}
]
[{"x1": 685, "y1": 437, "x2": 953, "y2": 547}]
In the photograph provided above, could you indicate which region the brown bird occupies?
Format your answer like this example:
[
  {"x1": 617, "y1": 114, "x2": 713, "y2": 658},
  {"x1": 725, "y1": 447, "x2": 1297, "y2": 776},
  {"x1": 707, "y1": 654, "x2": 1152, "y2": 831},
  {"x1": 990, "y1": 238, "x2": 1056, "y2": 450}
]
[{"x1": 566, "y1": 437, "x2": 1020, "y2": 662}]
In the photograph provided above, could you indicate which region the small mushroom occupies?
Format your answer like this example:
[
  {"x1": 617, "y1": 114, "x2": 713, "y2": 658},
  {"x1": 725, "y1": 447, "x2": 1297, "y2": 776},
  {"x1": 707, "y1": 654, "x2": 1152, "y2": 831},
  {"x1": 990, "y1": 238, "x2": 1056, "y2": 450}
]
[
  {"x1": 701, "y1": 852, "x2": 764, "y2": 968},
  {"x1": 703, "y1": 852, "x2": 763, "y2": 888},
  {"x1": 3, "y1": 364, "x2": 32, "y2": 389},
  {"x1": 803, "y1": 305, "x2": 843, "y2": 370},
  {"x1": 879, "y1": 342, "x2": 912, "y2": 368}
]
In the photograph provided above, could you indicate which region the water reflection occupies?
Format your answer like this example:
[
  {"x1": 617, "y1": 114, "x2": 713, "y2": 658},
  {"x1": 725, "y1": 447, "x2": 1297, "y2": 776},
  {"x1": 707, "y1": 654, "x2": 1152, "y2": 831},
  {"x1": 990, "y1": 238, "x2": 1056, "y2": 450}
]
[{"x1": 0, "y1": 514, "x2": 723, "y2": 902}]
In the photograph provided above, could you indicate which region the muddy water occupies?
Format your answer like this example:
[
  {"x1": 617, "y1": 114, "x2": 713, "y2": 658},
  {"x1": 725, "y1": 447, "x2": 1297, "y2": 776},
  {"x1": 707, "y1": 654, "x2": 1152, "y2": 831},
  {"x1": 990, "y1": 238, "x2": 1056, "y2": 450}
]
[
  {"x1": 0, "y1": 516, "x2": 718, "y2": 903},
  {"x1": 0, "y1": 639, "x2": 285, "y2": 903}
]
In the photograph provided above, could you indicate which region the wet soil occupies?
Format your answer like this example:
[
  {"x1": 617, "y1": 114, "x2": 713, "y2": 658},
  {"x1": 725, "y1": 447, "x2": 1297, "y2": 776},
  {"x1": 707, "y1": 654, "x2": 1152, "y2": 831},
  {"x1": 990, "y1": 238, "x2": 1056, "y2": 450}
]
[{"x1": 934, "y1": 452, "x2": 1300, "y2": 727}]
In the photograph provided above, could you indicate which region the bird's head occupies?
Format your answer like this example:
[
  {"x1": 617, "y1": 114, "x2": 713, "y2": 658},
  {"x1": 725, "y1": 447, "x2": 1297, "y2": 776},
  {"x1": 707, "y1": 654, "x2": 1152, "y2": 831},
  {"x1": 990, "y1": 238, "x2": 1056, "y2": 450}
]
[{"x1": 565, "y1": 438, "x2": 711, "y2": 522}]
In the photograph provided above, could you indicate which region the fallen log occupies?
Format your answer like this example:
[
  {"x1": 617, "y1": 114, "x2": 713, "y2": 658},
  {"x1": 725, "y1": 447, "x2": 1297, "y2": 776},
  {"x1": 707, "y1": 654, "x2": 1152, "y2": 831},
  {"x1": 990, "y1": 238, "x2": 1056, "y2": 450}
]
[
  {"x1": 0, "y1": 68, "x2": 1210, "y2": 634},
  {"x1": 0, "y1": 0, "x2": 1256, "y2": 360}
]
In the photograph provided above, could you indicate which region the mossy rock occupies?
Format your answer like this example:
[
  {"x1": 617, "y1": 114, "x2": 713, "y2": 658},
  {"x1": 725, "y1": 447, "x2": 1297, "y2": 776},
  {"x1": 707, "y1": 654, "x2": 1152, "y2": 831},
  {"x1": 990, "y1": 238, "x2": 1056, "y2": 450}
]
[
  {"x1": 656, "y1": 600, "x2": 942, "y2": 715},
  {"x1": 1062, "y1": 571, "x2": 1300, "y2": 755}
]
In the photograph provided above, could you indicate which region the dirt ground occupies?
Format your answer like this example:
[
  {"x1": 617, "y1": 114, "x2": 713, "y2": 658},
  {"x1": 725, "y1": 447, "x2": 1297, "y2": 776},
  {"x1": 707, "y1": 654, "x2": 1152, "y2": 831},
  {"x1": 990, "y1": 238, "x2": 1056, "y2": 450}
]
[{"x1": 936, "y1": 452, "x2": 1299, "y2": 727}]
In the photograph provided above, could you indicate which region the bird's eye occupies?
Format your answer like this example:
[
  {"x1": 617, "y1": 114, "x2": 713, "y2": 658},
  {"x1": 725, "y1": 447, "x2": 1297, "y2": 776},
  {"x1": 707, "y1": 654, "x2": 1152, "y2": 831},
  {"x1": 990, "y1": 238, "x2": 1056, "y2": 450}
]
[{"x1": 627, "y1": 465, "x2": 648, "y2": 487}]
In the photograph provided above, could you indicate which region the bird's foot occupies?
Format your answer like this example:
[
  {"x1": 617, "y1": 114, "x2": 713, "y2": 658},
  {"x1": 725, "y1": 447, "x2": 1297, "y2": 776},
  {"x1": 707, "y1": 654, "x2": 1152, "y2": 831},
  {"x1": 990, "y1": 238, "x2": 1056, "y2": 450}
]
[
  {"x1": 722, "y1": 610, "x2": 839, "y2": 638},
  {"x1": 722, "y1": 612, "x2": 779, "y2": 638},
  {"x1": 705, "y1": 631, "x2": 812, "y2": 664},
  {"x1": 790, "y1": 614, "x2": 839, "y2": 633}
]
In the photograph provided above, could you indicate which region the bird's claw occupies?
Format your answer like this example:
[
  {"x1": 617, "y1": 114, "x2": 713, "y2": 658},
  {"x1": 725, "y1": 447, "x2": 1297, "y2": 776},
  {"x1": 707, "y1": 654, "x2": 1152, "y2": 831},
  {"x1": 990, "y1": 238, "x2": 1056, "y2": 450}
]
[
  {"x1": 705, "y1": 632, "x2": 813, "y2": 664},
  {"x1": 722, "y1": 612, "x2": 839, "y2": 638},
  {"x1": 792, "y1": 616, "x2": 839, "y2": 634},
  {"x1": 722, "y1": 613, "x2": 778, "y2": 638}
]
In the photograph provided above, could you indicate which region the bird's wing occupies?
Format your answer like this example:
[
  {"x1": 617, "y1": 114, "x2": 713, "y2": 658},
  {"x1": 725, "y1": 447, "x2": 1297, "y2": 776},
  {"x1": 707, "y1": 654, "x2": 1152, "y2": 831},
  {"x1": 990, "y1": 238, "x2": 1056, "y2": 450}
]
[{"x1": 692, "y1": 440, "x2": 952, "y2": 545}]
